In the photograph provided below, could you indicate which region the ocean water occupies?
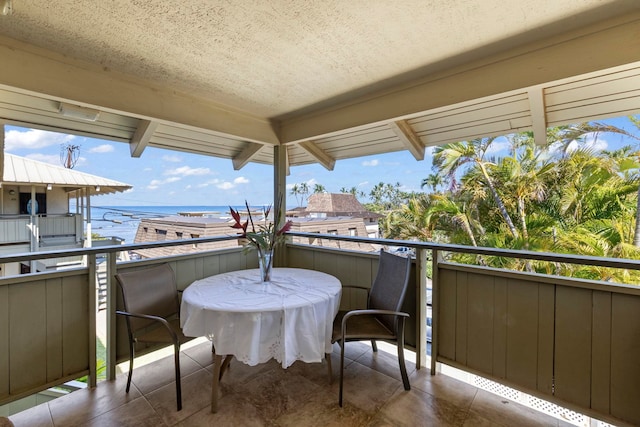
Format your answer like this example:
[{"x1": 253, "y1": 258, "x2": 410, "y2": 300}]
[{"x1": 89, "y1": 205, "x2": 246, "y2": 244}]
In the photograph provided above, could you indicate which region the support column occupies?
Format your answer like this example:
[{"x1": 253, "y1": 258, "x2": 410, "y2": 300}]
[
  {"x1": 273, "y1": 145, "x2": 287, "y2": 265},
  {"x1": 105, "y1": 252, "x2": 118, "y2": 380}
]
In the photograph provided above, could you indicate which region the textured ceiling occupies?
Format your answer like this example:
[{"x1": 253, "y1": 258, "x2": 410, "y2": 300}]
[
  {"x1": 1, "y1": 0, "x2": 637, "y2": 119},
  {"x1": 0, "y1": 0, "x2": 639, "y2": 170}
]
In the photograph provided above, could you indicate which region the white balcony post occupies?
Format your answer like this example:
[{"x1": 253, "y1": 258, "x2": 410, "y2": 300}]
[
  {"x1": 105, "y1": 252, "x2": 118, "y2": 380},
  {"x1": 273, "y1": 144, "x2": 287, "y2": 264},
  {"x1": 87, "y1": 253, "x2": 97, "y2": 388},
  {"x1": 416, "y1": 247, "x2": 428, "y2": 369},
  {"x1": 430, "y1": 249, "x2": 441, "y2": 375}
]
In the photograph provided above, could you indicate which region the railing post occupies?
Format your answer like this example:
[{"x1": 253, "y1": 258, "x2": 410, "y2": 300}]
[
  {"x1": 416, "y1": 247, "x2": 428, "y2": 369},
  {"x1": 431, "y1": 249, "x2": 441, "y2": 375},
  {"x1": 87, "y1": 253, "x2": 97, "y2": 388},
  {"x1": 105, "y1": 252, "x2": 118, "y2": 380}
]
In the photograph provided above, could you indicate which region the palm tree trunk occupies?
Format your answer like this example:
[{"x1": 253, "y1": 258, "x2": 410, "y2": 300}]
[
  {"x1": 478, "y1": 162, "x2": 519, "y2": 239},
  {"x1": 633, "y1": 185, "x2": 640, "y2": 246},
  {"x1": 517, "y1": 197, "x2": 528, "y2": 242}
]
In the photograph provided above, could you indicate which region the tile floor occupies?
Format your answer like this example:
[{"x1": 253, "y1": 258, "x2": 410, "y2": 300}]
[{"x1": 7, "y1": 340, "x2": 576, "y2": 426}]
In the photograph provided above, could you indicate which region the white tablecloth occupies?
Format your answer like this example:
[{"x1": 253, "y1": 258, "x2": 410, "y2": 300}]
[{"x1": 180, "y1": 268, "x2": 342, "y2": 368}]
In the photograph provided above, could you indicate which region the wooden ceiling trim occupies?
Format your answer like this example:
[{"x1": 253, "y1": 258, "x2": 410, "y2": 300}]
[
  {"x1": 298, "y1": 140, "x2": 336, "y2": 170},
  {"x1": 411, "y1": 97, "x2": 530, "y2": 133},
  {"x1": 546, "y1": 95, "x2": 640, "y2": 126},
  {"x1": 425, "y1": 120, "x2": 527, "y2": 145},
  {"x1": 389, "y1": 120, "x2": 425, "y2": 161},
  {"x1": 544, "y1": 63, "x2": 640, "y2": 94},
  {"x1": 528, "y1": 87, "x2": 548, "y2": 146},
  {"x1": 232, "y1": 142, "x2": 264, "y2": 170},
  {"x1": 129, "y1": 119, "x2": 158, "y2": 158}
]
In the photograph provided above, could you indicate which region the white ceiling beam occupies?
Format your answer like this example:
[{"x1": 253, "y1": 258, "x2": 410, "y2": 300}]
[
  {"x1": 528, "y1": 87, "x2": 548, "y2": 146},
  {"x1": 279, "y1": 14, "x2": 640, "y2": 144},
  {"x1": 232, "y1": 142, "x2": 264, "y2": 170},
  {"x1": 389, "y1": 120, "x2": 425, "y2": 161},
  {"x1": 298, "y1": 141, "x2": 335, "y2": 171},
  {"x1": 130, "y1": 119, "x2": 158, "y2": 157},
  {"x1": 285, "y1": 145, "x2": 290, "y2": 176},
  {"x1": 0, "y1": 35, "x2": 279, "y2": 146}
]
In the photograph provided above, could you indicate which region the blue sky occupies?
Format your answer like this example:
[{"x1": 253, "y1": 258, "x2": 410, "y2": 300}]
[{"x1": 4, "y1": 116, "x2": 639, "y2": 207}]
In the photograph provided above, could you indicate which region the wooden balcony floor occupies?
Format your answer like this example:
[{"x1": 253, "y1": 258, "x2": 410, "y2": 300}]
[{"x1": 8, "y1": 340, "x2": 574, "y2": 427}]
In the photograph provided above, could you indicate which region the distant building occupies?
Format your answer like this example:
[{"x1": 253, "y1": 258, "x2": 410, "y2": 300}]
[
  {"x1": 132, "y1": 193, "x2": 381, "y2": 258},
  {"x1": 291, "y1": 193, "x2": 382, "y2": 238},
  {"x1": 0, "y1": 153, "x2": 131, "y2": 275}
]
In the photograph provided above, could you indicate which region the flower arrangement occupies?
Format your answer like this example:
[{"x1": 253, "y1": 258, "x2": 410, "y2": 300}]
[{"x1": 229, "y1": 198, "x2": 292, "y2": 281}]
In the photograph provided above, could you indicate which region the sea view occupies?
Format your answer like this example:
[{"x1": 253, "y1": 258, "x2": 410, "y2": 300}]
[{"x1": 90, "y1": 205, "x2": 247, "y2": 244}]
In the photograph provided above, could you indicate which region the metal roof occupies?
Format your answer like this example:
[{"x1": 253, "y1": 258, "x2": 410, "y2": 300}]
[
  {"x1": 2, "y1": 153, "x2": 132, "y2": 195},
  {"x1": 0, "y1": 1, "x2": 639, "y2": 170}
]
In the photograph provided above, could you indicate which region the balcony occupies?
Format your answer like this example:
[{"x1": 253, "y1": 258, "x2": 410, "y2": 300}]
[
  {"x1": 1, "y1": 234, "x2": 639, "y2": 426},
  {"x1": 6, "y1": 339, "x2": 571, "y2": 426}
]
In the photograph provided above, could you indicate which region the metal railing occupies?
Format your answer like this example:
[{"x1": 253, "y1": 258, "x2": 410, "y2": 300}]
[{"x1": 1, "y1": 232, "x2": 639, "y2": 426}]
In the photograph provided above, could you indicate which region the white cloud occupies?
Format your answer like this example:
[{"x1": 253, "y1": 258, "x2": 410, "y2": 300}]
[
  {"x1": 233, "y1": 176, "x2": 249, "y2": 184},
  {"x1": 549, "y1": 136, "x2": 609, "y2": 156},
  {"x1": 162, "y1": 154, "x2": 182, "y2": 162},
  {"x1": 484, "y1": 140, "x2": 511, "y2": 154},
  {"x1": 584, "y1": 135, "x2": 609, "y2": 152},
  {"x1": 362, "y1": 159, "x2": 379, "y2": 167},
  {"x1": 216, "y1": 182, "x2": 235, "y2": 190},
  {"x1": 5, "y1": 129, "x2": 75, "y2": 151},
  {"x1": 358, "y1": 181, "x2": 368, "y2": 187},
  {"x1": 147, "y1": 179, "x2": 162, "y2": 190},
  {"x1": 88, "y1": 144, "x2": 114, "y2": 153},
  {"x1": 165, "y1": 177, "x2": 181, "y2": 183},
  {"x1": 197, "y1": 179, "x2": 221, "y2": 188},
  {"x1": 165, "y1": 166, "x2": 210, "y2": 176}
]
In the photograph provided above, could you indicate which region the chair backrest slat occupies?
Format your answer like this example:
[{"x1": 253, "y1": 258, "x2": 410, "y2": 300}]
[
  {"x1": 116, "y1": 263, "x2": 178, "y2": 332},
  {"x1": 368, "y1": 250, "x2": 411, "y2": 332}
]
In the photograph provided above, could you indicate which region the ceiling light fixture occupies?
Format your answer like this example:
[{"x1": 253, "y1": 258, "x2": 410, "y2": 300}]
[
  {"x1": 1, "y1": 0, "x2": 13, "y2": 16},
  {"x1": 47, "y1": 184, "x2": 52, "y2": 191},
  {"x1": 58, "y1": 102, "x2": 100, "y2": 122},
  {"x1": 95, "y1": 186, "x2": 101, "y2": 192}
]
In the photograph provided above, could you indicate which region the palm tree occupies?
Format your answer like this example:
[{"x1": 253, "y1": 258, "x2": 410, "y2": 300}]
[
  {"x1": 420, "y1": 173, "x2": 443, "y2": 193},
  {"x1": 432, "y1": 138, "x2": 520, "y2": 239},
  {"x1": 290, "y1": 182, "x2": 310, "y2": 206},
  {"x1": 313, "y1": 183, "x2": 326, "y2": 194},
  {"x1": 290, "y1": 183, "x2": 301, "y2": 207}
]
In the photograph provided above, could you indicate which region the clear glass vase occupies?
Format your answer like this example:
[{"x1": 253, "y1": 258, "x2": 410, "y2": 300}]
[{"x1": 258, "y1": 250, "x2": 273, "y2": 283}]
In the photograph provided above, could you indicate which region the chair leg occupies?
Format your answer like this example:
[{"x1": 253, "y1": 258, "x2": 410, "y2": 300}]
[
  {"x1": 326, "y1": 352, "x2": 333, "y2": 384},
  {"x1": 371, "y1": 339, "x2": 378, "y2": 352},
  {"x1": 174, "y1": 343, "x2": 182, "y2": 411},
  {"x1": 397, "y1": 321, "x2": 410, "y2": 391},
  {"x1": 339, "y1": 341, "x2": 345, "y2": 407},
  {"x1": 126, "y1": 340, "x2": 135, "y2": 393}
]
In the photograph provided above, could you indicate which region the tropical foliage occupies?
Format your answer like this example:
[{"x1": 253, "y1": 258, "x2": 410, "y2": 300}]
[{"x1": 384, "y1": 118, "x2": 640, "y2": 283}]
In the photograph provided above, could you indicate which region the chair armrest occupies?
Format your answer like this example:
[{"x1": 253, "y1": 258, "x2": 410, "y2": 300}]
[
  {"x1": 341, "y1": 285, "x2": 371, "y2": 291},
  {"x1": 342, "y1": 309, "x2": 409, "y2": 323},
  {"x1": 115, "y1": 310, "x2": 179, "y2": 342},
  {"x1": 341, "y1": 309, "x2": 409, "y2": 338}
]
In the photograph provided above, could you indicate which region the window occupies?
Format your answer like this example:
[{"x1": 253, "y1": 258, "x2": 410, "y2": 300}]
[
  {"x1": 155, "y1": 229, "x2": 167, "y2": 241},
  {"x1": 176, "y1": 232, "x2": 183, "y2": 239},
  {"x1": 348, "y1": 228, "x2": 357, "y2": 236},
  {"x1": 328, "y1": 229, "x2": 338, "y2": 235}
]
